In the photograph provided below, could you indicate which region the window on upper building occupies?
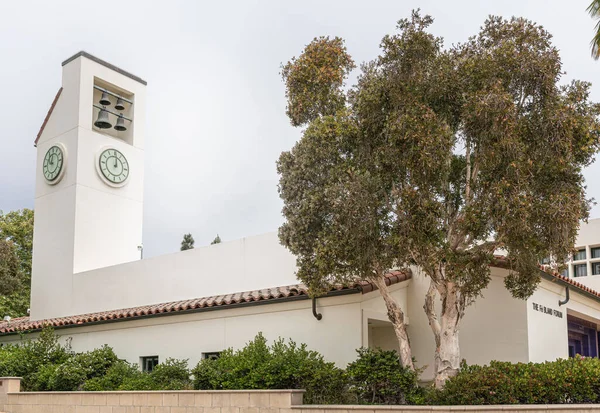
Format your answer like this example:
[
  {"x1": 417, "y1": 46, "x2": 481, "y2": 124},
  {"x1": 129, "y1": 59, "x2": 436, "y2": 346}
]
[
  {"x1": 593, "y1": 262, "x2": 600, "y2": 276},
  {"x1": 540, "y1": 257, "x2": 551, "y2": 265},
  {"x1": 141, "y1": 356, "x2": 159, "y2": 372},
  {"x1": 574, "y1": 249, "x2": 587, "y2": 261},
  {"x1": 591, "y1": 247, "x2": 600, "y2": 259},
  {"x1": 574, "y1": 264, "x2": 588, "y2": 277},
  {"x1": 202, "y1": 352, "x2": 221, "y2": 360}
]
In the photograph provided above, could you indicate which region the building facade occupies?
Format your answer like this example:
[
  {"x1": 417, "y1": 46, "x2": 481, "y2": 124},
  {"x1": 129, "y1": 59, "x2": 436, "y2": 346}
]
[{"x1": 4, "y1": 52, "x2": 600, "y2": 381}]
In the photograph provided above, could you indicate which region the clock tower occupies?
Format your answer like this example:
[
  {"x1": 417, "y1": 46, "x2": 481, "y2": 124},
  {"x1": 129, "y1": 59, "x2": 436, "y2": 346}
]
[{"x1": 31, "y1": 52, "x2": 147, "y2": 320}]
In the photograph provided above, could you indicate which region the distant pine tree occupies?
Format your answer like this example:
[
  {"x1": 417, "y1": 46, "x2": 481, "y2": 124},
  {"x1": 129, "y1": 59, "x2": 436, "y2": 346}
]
[
  {"x1": 211, "y1": 234, "x2": 221, "y2": 245},
  {"x1": 180, "y1": 233, "x2": 195, "y2": 251}
]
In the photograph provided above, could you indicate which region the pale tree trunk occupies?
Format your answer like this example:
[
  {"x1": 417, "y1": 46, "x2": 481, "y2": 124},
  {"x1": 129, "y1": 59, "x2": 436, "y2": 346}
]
[
  {"x1": 371, "y1": 271, "x2": 414, "y2": 370},
  {"x1": 424, "y1": 279, "x2": 442, "y2": 377},
  {"x1": 423, "y1": 277, "x2": 462, "y2": 388},
  {"x1": 436, "y1": 281, "x2": 461, "y2": 389}
]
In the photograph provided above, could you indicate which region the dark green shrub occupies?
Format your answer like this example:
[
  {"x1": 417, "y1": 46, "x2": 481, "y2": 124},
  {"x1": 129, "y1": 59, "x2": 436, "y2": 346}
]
[
  {"x1": 0, "y1": 328, "x2": 72, "y2": 391},
  {"x1": 27, "y1": 344, "x2": 122, "y2": 391},
  {"x1": 83, "y1": 358, "x2": 192, "y2": 391},
  {"x1": 149, "y1": 358, "x2": 192, "y2": 390},
  {"x1": 432, "y1": 357, "x2": 600, "y2": 405},
  {"x1": 45, "y1": 357, "x2": 87, "y2": 391},
  {"x1": 192, "y1": 333, "x2": 351, "y2": 404},
  {"x1": 346, "y1": 347, "x2": 422, "y2": 405},
  {"x1": 76, "y1": 345, "x2": 120, "y2": 380},
  {"x1": 82, "y1": 360, "x2": 141, "y2": 391}
]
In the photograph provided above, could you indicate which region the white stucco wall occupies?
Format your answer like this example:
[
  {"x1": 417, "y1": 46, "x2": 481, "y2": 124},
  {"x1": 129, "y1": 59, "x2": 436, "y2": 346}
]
[
  {"x1": 576, "y1": 218, "x2": 600, "y2": 247},
  {"x1": 71, "y1": 231, "x2": 299, "y2": 315},
  {"x1": 526, "y1": 280, "x2": 569, "y2": 362},
  {"x1": 562, "y1": 218, "x2": 600, "y2": 289}
]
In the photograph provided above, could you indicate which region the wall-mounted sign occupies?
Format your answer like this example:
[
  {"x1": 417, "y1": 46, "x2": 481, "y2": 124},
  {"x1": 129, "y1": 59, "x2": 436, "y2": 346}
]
[{"x1": 532, "y1": 302, "x2": 563, "y2": 318}]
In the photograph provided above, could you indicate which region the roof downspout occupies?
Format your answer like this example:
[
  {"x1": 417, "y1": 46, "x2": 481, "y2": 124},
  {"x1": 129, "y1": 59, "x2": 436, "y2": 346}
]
[
  {"x1": 559, "y1": 286, "x2": 570, "y2": 306},
  {"x1": 312, "y1": 297, "x2": 322, "y2": 320}
]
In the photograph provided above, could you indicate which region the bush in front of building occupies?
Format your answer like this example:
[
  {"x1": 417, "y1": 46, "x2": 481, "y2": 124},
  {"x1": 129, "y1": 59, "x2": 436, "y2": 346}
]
[
  {"x1": 83, "y1": 358, "x2": 193, "y2": 391},
  {"x1": 431, "y1": 357, "x2": 600, "y2": 405},
  {"x1": 0, "y1": 328, "x2": 71, "y2": 391},
  {"x1": 346, "y1": 347, "x2": 423, "y2": 405},
  {"x1": 192, "y1": 333, "x2": 352, "y2": 404},
  {"x1": 0, "y1": 328, "x2": 193, "y2": 391}
]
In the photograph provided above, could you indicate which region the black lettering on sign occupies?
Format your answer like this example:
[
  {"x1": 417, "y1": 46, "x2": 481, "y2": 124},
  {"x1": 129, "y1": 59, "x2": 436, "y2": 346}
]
[{"x1": 532, "y1": 302, "x2": 563, "y2": 318}]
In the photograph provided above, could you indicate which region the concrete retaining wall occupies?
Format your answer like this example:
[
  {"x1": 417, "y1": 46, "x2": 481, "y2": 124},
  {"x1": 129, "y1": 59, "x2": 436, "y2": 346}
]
[{"x1": 1, "y1": 377, "x2": 600, "y2": 413}]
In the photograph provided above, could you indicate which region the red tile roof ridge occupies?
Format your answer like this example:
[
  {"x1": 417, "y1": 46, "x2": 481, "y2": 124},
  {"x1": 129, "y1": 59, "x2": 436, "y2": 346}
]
[
  {"x1": 34, "y1": 88, "x2": 63, "y2": 147},
  {"x1": 0, "y1": 270, "x2": 411, "y2": 335}
]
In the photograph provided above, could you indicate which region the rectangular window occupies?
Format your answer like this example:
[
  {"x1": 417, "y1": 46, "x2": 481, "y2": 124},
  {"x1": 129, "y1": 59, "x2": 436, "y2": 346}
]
[
  {"x1": 593, "y1": 262, "x2": 600, "y2": 276},
  {"x1": 574, "y1": 249, "x2": 587, "y2": 261},
  {"x1": 574, "y1": 264, "x2": 588, "y2": 277},
  {"x1": 592, "y1": 247, "x2": 600, "y2": 259},
  {"x1": 202, "y1": 352, "x2": 221, "y2": 360},
  {"x1": 141, "y1": 356, "x2": 159, "y2": 372},
  {"x1": 560, "y1": 268, "x2": 568, "y2": 278},
  {"x1": 541, "y1": 257, "x2": 550, "y2": 265}
]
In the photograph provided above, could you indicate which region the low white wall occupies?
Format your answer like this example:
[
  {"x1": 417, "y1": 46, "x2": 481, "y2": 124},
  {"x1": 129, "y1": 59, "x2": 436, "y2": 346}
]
[{"x1": 70, "y1": 231, "x2": 299, "y2": 315}]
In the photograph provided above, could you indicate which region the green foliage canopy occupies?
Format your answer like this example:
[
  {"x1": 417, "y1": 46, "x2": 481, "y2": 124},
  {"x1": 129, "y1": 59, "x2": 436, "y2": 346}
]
[
  {"x1": 432, "y1": 357, "x2": 600, "y2": 405},
  {"x1": 180, "y1": 233, "x2": 195, "y2": 251},
  {"x1": 278, "y1": 11, "x2": 600, "y2": 385},
  {"x1": 0, "y1": 209, "x2": 34, "y2": 316},
  {"x1": 280, "y1": 10, "x2": 600, "y2": 306},
  {"x1": 346, "y1": 347, "x2": 423, "y2": 405},
  {"x1": 192, "y1": 332, "x2": 350, "y2": 404}
]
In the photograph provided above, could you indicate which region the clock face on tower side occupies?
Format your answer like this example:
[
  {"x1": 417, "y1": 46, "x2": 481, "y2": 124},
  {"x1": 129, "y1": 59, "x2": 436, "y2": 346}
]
[
  {"x1": 98, "y1": 148, "x2": 130, "y2": 185},
  {"x1": 43, "y1": 144, "x2": 66, "y2": 184}
]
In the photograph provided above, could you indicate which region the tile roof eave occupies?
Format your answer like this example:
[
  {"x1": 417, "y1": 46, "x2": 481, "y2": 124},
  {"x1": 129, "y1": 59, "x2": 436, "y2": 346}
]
[
  {"x1": 34, "y1": 88, "x2": 63, "y2": 147},
  {"x1": 491, "y1": 255, "x2": 600, "y2": 303},
  {"x1": 0, "y1": 270, "x2": 412, "y2": 336}
]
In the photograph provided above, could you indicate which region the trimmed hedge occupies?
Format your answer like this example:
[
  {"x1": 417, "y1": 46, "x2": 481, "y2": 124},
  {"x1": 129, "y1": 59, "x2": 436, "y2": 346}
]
[
  {"x1": 11, "y1": 328, "x2": 600, "y2": 406},
  {"x1": 192, "y1": 335, "x2": 421, "y2": 405},
  {"x1": 192, "y1": 333, "x2": 351, "y2": 404},
  {"x1": 432, "y1": 358, "x2": 600, "y2": 405},
  {"x1": 0, "y1": 328, "x2": 419, "y2": 404},
  {"x1": 346, "y1": 347, "x2": 423, "y2": 405},
  {"x1": 0, "y1": 328, "x2": 192, "y2": 391}
]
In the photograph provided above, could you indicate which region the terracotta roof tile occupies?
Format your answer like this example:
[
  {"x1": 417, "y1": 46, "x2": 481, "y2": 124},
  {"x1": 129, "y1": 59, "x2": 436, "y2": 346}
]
[
  {"x1": 492, "y1": 255, "x2": 600, "y2": 300},
  {"x1": 34, "y1": 88, "x2": 62, "y2": 147},
  {"x1": 0, "y1": 270, "x2": 411, "y2": 335}
]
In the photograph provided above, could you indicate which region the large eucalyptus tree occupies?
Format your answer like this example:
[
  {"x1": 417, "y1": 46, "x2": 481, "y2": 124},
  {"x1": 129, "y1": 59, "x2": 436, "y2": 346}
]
[{"x1": 278, "y1": 12, "x2": 600, "y2": 387}]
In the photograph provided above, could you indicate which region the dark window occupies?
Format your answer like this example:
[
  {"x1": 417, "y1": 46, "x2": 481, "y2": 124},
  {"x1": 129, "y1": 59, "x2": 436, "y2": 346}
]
[
  {"x1": 540, "y1": 257, "x2": 551, "y2": 265},
  {"x1": 592, "y1": 247, "x2": 600, "y2": 259},
  {"x1": 560, "y1": 268, "x2": 569, "y2": 278},
  {"x1": 141, "y1": 356, "x2": 159, "y2": 372},
  {"x1": 574, "y1": 249, "x2": 587, "y2": 261},
  {"x1": 593, "y1": 262, "x2": 600, "y2": 276},
  {"x1": 574, "y1": 264, "x2": 588, "y2": 277},
  {"x1": 203, "y1": 352, "x2": 221, "y2": 360}
]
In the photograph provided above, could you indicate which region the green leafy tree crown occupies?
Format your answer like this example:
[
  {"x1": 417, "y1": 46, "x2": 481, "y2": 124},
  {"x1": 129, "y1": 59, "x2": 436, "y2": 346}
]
[{"x1": 180, "y1": 233, "x2": 195, "y2": 251}]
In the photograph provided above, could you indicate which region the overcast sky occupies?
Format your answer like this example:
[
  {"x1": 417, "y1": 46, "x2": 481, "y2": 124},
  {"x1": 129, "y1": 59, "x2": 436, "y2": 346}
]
[{"x1": 0, "y1": 0, "x2": 598, "y2": 258}]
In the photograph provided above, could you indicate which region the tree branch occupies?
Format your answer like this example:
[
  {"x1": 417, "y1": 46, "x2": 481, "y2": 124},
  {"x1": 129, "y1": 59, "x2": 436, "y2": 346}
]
[
  {"x1": 371, "y1": 269, "x2": 415, "y2": 371},
  {"x1": 424, "y1": 278, "x2": 442, "y2": 345}
]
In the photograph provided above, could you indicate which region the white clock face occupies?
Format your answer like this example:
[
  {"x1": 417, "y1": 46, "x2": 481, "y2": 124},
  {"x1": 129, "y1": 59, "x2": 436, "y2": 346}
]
[{"x1": 98, "y1": 148, "x2": 129, "y2": 185}]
